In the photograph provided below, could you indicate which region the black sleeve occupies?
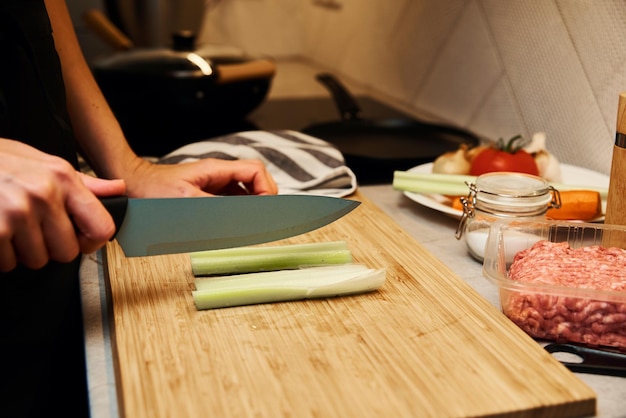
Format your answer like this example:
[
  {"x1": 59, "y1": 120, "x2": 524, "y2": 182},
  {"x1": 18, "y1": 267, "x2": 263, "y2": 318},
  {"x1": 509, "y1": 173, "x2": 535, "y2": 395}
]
[{"x1": 0, "y1": 0, "x2": 78, "y2": 168}]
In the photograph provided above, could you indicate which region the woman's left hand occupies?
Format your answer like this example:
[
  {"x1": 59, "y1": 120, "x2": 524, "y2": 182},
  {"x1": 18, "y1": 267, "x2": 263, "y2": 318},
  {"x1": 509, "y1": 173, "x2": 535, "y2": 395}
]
[{"x1": 123, "y1": 157, "x2": 278, "y2": 198}]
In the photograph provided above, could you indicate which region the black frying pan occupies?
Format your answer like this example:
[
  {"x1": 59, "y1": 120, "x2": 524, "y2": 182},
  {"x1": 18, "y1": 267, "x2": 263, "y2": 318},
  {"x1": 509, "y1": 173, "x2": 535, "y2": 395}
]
[{"x1": 303, "y1": 73, "x2": 480, "y2": 184}]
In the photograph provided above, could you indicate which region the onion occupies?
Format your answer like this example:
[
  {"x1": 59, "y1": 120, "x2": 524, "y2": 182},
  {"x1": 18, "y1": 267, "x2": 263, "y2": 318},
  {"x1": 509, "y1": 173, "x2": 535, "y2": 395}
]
[
  {"x1": 432, "y1": 145, "x2": 471, "y2": 175},
  {"x1": 465, "y1": 145, "x2": 488, "y2": 163}
]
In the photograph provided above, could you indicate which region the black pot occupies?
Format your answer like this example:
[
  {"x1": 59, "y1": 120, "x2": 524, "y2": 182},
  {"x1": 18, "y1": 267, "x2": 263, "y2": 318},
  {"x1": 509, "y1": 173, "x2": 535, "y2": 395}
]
[{"x1": 92, "y1": 33, "x2": 275, "y2": 156}]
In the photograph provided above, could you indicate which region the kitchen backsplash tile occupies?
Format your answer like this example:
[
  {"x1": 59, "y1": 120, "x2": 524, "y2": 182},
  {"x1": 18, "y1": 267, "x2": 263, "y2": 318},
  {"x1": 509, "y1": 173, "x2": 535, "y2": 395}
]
[
  {"x1": 413, "y1": 1, "x2": 501, "y2": 128},
  {"x1": 468, "y1": 76, "x2": 522, "y2": 142},
  {"x1": 481, "y1": 0, "x2": 613, "y2": 175},
  {"x1": 200, "y1": 0, "x2": 625, "y2": 174}
]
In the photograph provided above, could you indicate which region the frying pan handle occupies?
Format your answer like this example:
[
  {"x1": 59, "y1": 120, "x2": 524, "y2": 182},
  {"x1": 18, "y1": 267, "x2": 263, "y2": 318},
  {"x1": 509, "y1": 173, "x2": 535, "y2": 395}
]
[
  {"x1": 315, "y1": 73, "x2": 361, "y2": 121},
  {"x1": 545, "y1": 343, "x2": 626, "y2": 377}
]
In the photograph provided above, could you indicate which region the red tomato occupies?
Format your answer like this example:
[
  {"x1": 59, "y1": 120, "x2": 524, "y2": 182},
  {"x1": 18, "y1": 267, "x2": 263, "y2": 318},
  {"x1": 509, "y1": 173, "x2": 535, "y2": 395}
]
[{"x1": 470, "y1": 147, "x2": 539, "y2": 176}]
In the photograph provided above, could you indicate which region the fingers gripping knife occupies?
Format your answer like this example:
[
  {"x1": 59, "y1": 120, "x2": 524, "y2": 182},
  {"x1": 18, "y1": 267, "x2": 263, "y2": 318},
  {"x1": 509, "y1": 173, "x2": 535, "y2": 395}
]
[{"x1": 603, "y1": 92, "x2": 626, "y2": 248}]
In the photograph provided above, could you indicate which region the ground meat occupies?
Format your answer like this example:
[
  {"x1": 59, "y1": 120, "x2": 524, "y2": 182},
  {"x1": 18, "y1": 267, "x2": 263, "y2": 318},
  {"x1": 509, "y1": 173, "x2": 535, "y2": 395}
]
[{"x1": 504, "y1": 240, "x2": 626, "y2": 350}]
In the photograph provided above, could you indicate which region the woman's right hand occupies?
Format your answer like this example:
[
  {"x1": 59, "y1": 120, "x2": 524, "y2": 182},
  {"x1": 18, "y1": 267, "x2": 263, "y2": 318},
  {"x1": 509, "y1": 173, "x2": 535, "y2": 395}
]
[{"x1": 0, "y1": 139, "x2": 125, "y2": 272}]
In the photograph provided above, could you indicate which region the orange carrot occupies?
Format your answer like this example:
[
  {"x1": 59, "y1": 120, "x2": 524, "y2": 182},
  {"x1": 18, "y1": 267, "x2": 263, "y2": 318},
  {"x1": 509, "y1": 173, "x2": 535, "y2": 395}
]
[
  {"x1": 450, "y1": 196, "x2": 464, "y2": 212},
  {"x1": 546, "y1": 190, "x2": 602, "y2": 220}
]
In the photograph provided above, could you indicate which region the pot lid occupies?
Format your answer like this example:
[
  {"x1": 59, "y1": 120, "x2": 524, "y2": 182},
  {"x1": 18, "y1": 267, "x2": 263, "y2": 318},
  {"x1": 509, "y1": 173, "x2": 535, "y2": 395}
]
[
  {"x1": 93, "y1": 32, "x2": 247, "y2": 79},
  {"x1": 95, "y1": 48, "x2": 216, "y2": 78}
]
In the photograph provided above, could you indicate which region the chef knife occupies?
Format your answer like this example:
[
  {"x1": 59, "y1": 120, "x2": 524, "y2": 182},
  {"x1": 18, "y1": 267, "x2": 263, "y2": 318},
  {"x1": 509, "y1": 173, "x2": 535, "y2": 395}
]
[{"x1": 100, "y1": 195, "x2": 360, "y2": 257}]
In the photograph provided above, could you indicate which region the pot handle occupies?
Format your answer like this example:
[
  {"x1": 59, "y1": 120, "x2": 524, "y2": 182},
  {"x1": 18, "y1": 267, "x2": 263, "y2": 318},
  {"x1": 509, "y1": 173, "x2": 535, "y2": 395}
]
[
  {"x1": 83, "y1": 9, "x2": 134, "y2": 51},
  {"x1": 215, "y1": 59, "x2": 277, "y2": 85}
]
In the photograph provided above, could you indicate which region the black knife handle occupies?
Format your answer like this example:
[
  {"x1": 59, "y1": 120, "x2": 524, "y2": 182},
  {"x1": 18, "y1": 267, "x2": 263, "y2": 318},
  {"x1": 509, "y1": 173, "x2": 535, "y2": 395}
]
[
  {"x1": 545, "y1": 343, "x2": 626, "y2": 378},
  {"x1": 99, "y1": 196, "x2": 128, "y2": 239}
]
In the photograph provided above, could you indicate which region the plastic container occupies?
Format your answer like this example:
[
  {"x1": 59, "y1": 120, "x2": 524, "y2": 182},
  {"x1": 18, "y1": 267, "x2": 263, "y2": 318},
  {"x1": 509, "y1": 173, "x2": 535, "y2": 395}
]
[
  {"x1": 483, "y1": 219, "x2": 626, "y2": 351},
  {"x1": 455, "y1": 172, "x2": 560, "y2": 261}
]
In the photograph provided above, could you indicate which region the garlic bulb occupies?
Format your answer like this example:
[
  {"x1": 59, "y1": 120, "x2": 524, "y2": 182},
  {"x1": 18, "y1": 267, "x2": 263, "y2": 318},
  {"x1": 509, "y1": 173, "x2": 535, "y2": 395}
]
[
  {"x1": 524, "y1": 132, "x2": 562, "y2": 182},
  {"x1": 523, "y1": 132, "x2": 546, "y2": 154},
  {"x1": 432, "y1": 145, "x2": 471, "y2": 174},
  {"x1": 535, "y1": 151, "x2": 562, "y2": 182}
]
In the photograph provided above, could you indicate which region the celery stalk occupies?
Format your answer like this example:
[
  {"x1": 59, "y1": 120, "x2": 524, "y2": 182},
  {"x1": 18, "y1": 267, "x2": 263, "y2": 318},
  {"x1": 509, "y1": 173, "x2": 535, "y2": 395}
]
[
  {"x1": 393, "y1": 170, "x2": 609, "y2": 198},
  {"x1": 392, "y1": 171, "x2": 472, "y2": 195},
  {"x1": 190, "y1": 241, "x2": 353, "y2": 276},
  {"x1": 192, "y1": 264, "x2": 386, "y2": 310}
]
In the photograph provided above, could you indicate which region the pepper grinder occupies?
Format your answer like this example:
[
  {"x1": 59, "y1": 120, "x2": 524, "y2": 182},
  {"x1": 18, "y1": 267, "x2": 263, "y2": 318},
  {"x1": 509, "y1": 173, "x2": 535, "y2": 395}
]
[{"x1": 603, "y1": 92, "x2": 626, "y2": 247}]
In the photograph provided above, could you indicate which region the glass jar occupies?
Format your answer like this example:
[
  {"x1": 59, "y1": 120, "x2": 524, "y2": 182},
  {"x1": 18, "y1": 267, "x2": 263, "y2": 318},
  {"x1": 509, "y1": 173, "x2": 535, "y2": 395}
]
[{"x1": 455, "y1": 172, "x2": 560, "y2": 261}]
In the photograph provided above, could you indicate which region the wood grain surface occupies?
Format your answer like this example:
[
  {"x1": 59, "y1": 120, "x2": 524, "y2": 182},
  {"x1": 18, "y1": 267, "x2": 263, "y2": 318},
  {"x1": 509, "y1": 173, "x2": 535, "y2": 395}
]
[
  {"x1": 603, "y1": 92, "x2": 626, "y2": 247},
  {"x1": 104, "y1": 191, "x2": 596, "y2": 418}
]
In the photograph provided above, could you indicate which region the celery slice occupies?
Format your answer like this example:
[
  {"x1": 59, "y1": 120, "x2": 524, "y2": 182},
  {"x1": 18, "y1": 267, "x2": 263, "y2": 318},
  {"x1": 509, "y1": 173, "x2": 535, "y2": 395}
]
[
  {"x1": 192, "y1": 264, "x2": 386, "y2": 310},
  {"x1": 190, "y1": 241, "x2": 353, "y2": 276}
]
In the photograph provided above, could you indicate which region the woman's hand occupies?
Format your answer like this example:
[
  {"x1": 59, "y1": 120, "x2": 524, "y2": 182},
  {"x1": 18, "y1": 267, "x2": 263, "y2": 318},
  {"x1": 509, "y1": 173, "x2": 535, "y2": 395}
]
[
  {"x1": 122, "y1": 157, "x2": 278, "y2": 198},
  {"x1": 0, "y1": 139, "x2": 125, "y2": 271}
]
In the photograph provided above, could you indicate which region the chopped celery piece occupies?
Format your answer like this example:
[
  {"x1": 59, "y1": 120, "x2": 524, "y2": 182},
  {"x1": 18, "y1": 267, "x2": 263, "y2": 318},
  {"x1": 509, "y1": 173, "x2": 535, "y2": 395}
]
[
  {"x1": 190, "y1": 241, "x2": 352, "y2": 276},
  {"x1": 192, "y1": 264, "x2": 386, "y2": 310}
]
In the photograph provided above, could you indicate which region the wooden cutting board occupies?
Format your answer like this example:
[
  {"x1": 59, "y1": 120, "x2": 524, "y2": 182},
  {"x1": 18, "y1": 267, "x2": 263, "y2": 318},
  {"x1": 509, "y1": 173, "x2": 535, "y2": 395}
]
[{"x1": 104, "y1": 190, "x2": 596, "y2": 418}]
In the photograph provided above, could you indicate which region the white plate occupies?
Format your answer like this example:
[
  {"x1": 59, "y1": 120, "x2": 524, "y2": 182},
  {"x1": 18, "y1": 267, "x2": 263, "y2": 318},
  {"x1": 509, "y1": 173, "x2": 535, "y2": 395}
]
[{"x1": 403, "y1": 163, "x2": 610, "y2": 220}]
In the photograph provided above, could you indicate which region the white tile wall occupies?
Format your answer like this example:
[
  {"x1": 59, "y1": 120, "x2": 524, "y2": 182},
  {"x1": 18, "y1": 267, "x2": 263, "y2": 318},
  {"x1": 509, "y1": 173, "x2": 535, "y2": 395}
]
[{"x1": 199, "y1": 0, "x2": 626, "y2": 175}]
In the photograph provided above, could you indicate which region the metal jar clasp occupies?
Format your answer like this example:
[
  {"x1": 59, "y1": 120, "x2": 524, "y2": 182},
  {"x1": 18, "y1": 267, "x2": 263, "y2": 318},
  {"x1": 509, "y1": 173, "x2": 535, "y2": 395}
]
[{"x1": 455, "y1": 183, "x2": 477, "y2": 239}]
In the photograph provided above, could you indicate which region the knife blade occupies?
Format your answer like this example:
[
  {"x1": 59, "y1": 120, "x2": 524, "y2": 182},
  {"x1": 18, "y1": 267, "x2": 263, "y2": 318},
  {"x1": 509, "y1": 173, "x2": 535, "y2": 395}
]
[{"x1": 100, "y1": 195, "x2": 360, "y2": 257}]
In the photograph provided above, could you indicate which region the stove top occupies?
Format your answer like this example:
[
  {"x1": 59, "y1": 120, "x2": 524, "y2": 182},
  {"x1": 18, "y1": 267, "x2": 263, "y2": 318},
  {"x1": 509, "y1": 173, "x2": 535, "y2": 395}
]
[{"x1": 247, "y1": 96, "x2": 416, "y2": 131}]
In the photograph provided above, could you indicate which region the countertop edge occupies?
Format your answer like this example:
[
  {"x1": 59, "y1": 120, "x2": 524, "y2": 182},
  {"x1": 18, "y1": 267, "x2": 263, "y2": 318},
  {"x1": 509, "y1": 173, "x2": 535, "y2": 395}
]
[{"x1": 80, "y1": 251, "x2": 120, "y2": 418}]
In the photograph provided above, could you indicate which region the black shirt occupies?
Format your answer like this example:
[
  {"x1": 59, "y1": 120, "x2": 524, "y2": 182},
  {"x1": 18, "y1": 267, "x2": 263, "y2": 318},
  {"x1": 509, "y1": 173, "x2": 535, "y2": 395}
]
[
  {"x1": 0, "y1": 0, "x2": 78, "y2": 164},
  {"x1": 0, "y1": 1, "x2": 89, "y2": 416}
]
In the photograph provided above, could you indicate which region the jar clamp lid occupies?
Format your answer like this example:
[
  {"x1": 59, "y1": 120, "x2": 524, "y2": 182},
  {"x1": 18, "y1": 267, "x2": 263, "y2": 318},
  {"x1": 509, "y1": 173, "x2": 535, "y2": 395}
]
[{"x1": 455, "y1": 172, "x2": 561, "y2": 239}]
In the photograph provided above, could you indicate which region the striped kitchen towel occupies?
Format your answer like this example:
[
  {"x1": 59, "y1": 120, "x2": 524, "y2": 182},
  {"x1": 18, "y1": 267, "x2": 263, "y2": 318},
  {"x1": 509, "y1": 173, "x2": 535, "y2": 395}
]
[{"x1": 158, "y1": 130, "x2": 357, "y2": 197}]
